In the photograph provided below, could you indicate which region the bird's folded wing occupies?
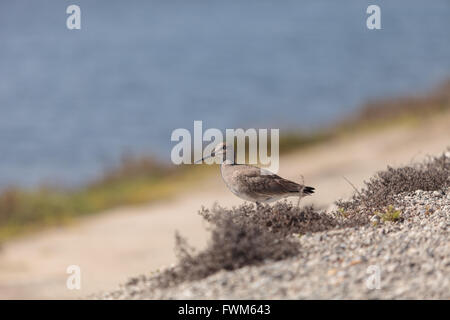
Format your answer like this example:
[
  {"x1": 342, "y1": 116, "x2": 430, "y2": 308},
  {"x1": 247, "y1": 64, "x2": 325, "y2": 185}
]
[{"x1": 233, "y1": 166, "x2": 301, "y2": 195}]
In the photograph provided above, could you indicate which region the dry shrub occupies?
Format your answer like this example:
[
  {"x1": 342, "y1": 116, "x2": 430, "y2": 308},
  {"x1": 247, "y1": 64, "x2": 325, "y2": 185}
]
[
  {"x1": 337, "y1": 150, "x2": 450, "y2": 218},
  {"x1": 153, "y1": 202, "x2": 337, "y2": 288},
  {"x1": 200, "y1": 202, "x2": 338, "y2": 236},
  {"x1": 149, "y1": 150, "x2": 449, "y2": 289}
]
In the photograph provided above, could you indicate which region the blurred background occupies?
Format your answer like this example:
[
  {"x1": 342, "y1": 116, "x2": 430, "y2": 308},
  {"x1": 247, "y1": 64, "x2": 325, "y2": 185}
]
[
  {"x1": 1, "y1": 0, "x2": 449, "y2": 187},
  {"x1": 0, "y1": 0, "x2": 449, "y2": 299}
]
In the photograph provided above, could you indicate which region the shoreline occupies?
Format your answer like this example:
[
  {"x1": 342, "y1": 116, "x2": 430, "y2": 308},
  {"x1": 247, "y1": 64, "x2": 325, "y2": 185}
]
[
  {"x1": 0, "y1": 80, "x2": 449, "y2": 243},
  {"x1": 0, "y1": 106, "x2": 448, "y2": 298}
]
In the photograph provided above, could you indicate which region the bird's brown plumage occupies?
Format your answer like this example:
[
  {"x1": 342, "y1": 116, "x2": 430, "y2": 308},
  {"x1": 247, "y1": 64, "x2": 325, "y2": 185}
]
[{"x1": 221, "y1": 163, "x2": 314, "y2": 203}]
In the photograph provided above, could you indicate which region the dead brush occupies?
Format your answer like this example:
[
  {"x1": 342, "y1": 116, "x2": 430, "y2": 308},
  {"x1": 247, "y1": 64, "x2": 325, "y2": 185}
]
[
  {"x1": 337, "y1": 150, "x2": 450, "y2": 220},
  {"x1": 152, "y1": 202, "x2": 337, "y2": 288}
]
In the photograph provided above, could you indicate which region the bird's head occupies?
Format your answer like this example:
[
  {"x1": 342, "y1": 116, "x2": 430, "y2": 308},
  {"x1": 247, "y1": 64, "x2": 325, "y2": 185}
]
[{"x1": 196, "y1": 142, "x2": 234, "y2": 164}]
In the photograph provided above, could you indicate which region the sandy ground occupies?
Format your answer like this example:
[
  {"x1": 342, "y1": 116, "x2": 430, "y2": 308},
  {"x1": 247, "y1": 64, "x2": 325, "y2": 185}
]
[{"x1": 0, "y1": 114, "x2": 449, "y2": 299}]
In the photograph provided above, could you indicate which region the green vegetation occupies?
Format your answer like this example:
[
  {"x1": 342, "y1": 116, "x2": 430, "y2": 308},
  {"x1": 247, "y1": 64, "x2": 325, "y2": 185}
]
[
  {"x1": 0, "y1": 156, "x2": 212, "y2": 242},
  {"x1": 278, "y1": 131, "x2": 332, "y2": 154},
  {"x1": 375, "y1": 205, "x2": 402, "y2": 222}
]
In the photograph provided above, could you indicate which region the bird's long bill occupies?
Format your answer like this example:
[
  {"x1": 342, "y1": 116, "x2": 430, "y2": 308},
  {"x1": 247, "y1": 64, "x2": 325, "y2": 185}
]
[{"x1": 194, "y1": 154, "x2": 212, "y2": 164}]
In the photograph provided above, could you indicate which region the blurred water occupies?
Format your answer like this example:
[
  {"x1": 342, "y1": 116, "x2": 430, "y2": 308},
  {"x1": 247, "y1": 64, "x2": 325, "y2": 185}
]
[{"x1": 0, "y1": 0, "x2": 449, "y2": 187}]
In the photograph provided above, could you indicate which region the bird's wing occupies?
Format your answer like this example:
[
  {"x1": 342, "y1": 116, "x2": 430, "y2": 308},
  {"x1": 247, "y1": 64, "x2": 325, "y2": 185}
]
[{"x1": 232, "y1": 165, "x2": 301, "y2": 195}]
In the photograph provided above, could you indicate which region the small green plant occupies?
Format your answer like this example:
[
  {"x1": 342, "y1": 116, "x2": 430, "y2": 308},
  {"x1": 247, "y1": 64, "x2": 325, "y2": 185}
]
[
  {"x1": 294, "y1": 233, "x2": 304, "y2": 239},
  {"x1": 375, "y1": 205, "x2": 402, "y2": 222},
  {"x1": 337, "y1": 207, "x2": 349, "y2": 218}
]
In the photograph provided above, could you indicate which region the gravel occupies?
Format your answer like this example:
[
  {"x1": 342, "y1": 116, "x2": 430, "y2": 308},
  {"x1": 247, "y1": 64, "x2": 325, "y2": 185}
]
[{"x1": 98, "y1": 188, "x2": 449, "y2": 299}]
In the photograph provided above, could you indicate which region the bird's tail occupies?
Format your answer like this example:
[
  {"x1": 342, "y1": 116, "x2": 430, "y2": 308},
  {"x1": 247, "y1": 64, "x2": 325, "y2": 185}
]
[{"x1": 302, "y1": 186, "x2": 315, "y2": 195}]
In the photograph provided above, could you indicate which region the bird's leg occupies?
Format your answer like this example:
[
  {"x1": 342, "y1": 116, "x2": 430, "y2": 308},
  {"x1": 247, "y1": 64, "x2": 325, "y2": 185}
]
[
  {"x1": 297, "y1": 175, "x2": 305, "y2": 208},
  {"x1": 297, "y1": 185, "x2": 305, "y2": 208},
  {"x1": 299, "y1": 174, "x2": 305, "y2": 185},
  {"x1": 297, "y1": 195, "x2": 303, "y2": 208}
]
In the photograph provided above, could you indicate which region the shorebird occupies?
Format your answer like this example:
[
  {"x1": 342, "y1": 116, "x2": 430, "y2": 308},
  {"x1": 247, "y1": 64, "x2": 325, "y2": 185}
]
[{"x1": 198, "y1": 142, "x2": 315, "y2": 205}]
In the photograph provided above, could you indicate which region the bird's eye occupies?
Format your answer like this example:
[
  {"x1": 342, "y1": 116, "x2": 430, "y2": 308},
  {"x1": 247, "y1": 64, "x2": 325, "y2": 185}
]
[{"x1": 222, "y1": 145, "x2": 226, "y2": 150}]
